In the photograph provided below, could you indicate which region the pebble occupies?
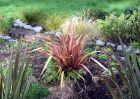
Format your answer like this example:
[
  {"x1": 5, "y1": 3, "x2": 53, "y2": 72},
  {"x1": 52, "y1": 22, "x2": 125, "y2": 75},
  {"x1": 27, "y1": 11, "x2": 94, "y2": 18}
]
[{"x1": 96, "y1": 39, "x2": 105, "y2": 46}]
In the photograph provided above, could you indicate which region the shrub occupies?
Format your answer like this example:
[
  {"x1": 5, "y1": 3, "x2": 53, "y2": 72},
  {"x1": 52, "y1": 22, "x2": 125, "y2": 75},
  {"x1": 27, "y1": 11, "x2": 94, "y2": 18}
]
[
  {"x1": 27, "y1": 82, "x2": 49, "y2": 99},
  {"x1": 82, "y1": 9, "x2": 109, "y2": 20},
  {"x1": 0, "y1": 41, "x2": 32, "y2": 99},
  {"x1": 22, "y1": 9, "x2": 46, "y2": 26},
  {"x1": 45, "y1": 13, "x2": 65, "y2": 31},
  {"x1": 97, "y1": 12, "x2": 140, "y2": 41},
  {"x1": 40, "y1": 23, "x2": 92, "y2": 88},
  {"x1": 0, "y1": 17, "x2": 11, "y2": 33},
  {"x1": 97, "y1": 14, "x2": 129, "y2": 40},
  {"x1": 61, "y1": 16, "x2": 101, "y2": 40}
]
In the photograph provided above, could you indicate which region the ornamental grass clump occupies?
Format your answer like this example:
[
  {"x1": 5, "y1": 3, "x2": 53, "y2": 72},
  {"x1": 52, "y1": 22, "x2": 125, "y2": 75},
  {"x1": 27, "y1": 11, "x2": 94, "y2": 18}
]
[{"x1": 41, "y1": 22, "x2": 92, "y2": 88}]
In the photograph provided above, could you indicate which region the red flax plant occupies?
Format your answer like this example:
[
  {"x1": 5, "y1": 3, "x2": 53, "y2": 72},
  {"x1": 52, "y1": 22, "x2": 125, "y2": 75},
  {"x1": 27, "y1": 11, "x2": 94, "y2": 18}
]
[{"x1": 41, "y1": 22, "x2": 93, "y2": 88}]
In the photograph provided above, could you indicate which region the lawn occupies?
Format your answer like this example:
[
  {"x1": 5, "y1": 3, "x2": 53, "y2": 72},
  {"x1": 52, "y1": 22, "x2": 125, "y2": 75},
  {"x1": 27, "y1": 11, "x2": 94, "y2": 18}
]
[{"x1": 0, "y1": 0, "x2": 139, "y2": 19}]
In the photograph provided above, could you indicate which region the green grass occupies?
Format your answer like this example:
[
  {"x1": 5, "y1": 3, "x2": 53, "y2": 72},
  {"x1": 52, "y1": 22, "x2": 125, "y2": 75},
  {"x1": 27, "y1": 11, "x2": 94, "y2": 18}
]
[{"x1": 0, "y1": 0, "x2": 139, "y2": 19}]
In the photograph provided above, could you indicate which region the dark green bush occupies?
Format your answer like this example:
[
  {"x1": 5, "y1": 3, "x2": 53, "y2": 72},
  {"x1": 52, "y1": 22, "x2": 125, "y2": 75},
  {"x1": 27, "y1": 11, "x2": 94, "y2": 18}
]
[
  {"x1": 22, "y1": 9, "x2": 46, "y2": 26},
  {"x1": 27, "y1": 82, "x2": 49, "y2": 99}
]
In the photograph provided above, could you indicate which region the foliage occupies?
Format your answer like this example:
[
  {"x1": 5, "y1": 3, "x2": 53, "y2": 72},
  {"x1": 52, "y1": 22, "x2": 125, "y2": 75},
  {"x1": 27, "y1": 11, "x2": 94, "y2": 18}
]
[
  {"x1": 27, "y1": 82, "x2": 49, "y2": 99},
  {"x1": 97, "y1": 14, "x2": 128, "y2": 39},
  {"x1": 97, "y1": 11, "x2": 140, "y2": 40},
  {"x1": 42, "y1": 59, "x2": 84, "y2": 82},
  {"x1": 45, "y1": 13, "x2": 65, "y2": 31},
  {"x1": 0, "y1": 41, "x2": 32, "y2": 99},
  {"x1": 83, "y1": 9, "x2": 109, "y2": 20},
  {"x1": 41, "y1": 23, "x2": 92, "y2": 88},
  {"x1": 0, "y1": 17, "x2": 11, "y2": 33},
  {"x1": 102, "y1": 40, "x2": 140, "y2": 99},
  {"x1": 21, "y1": 9, "x2": 46, "y2": 26}
]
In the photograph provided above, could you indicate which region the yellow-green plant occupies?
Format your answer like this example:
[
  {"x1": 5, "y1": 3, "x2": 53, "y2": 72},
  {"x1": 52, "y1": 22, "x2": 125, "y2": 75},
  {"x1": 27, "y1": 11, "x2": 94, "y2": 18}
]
[
  {"x1": 0, "y1": 42, "x2": 32, "y2": 99},
  {"x1": 45, "y1": 13, "x2": 64, "y2": 31},
  {"x1": 0, "y1": 17, "x2": 11, "y2": 33}
]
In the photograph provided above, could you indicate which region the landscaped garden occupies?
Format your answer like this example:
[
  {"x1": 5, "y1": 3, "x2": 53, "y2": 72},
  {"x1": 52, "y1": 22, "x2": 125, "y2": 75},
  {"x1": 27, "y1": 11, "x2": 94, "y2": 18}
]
[{"x1": 0, "y1": 0, "x2": 140, "y2": 99}]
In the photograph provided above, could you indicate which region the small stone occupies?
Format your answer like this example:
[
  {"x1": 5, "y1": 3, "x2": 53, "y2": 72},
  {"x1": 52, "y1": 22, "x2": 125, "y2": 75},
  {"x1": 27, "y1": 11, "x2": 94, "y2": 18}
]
[
  {"x1": 14, "y1": 19, "x2": 26, "y2": 28},
  {"x1": 8, "y1": 39, "x2": 18, "y2": 43},
  {"x1": 106, "y1": 42, "x2": 116, "y2": 48},
  {"x1": 126, "y1": 46, "x2": 132, "y2": 52},
  {"x1": 55, "y1": 32, "x2": 62, "y2": 38},
  {"x1": 32, "y1": 26, "x2": 43, "y2": 32},
  {"x1": 120, "y1": 57, "x2": 125, "y2": 61},
  {"x1": 111, "y1": 55, "x2": 115, "y2": 59},
  {"x1": 95, "y1": 39, "x2": 105, "y2": 46},
  {"x1": 2, "y1": 36, "x2": 11, "y2": 40},
  {"x1": 117, "y1": 45, "x2": 127, "y2": 51},
  {"x1": 135, "y1": 49, "x2": 140, "y2": 54},
  {"x1": 23, "y1": 25, "x2": 33, "y2": 30}
]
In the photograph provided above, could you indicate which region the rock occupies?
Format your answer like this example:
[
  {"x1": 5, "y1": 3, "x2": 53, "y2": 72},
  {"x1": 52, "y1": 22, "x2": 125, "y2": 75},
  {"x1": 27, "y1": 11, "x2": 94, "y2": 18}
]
[
  {"x1": 55, "y1": 32, "x2": 62, "y2": 38},
  {"x1": 120, "y1": 57, "x2": 125, "y2": 61},
  {"x1": 106, "y1": 42, "x2": 116, "y2": 48},
  {"x1": 116, "y1": 45, "x2": 127, "y2": 51},
  {"x1": 2, "y1": 36, "x2": 11, "y2": 40},
  {"x1": 8, "y1": 39, "x2": 18, "y2": 43},
  {"x1": 14, "y1": 19, "x2": 26, "y2": 28},
  {"x1": 23, "y1": 25, "x2": 33, "y2": 30},
  {"x1": 32, "y1": 26, "x2": 43, "y2": 32},
  {"x1": 111, "y1": 55, "x2": 115, "y2": 59},
  {"x1": 135, "y1": 49, "x2": 140, "y2": 54},
  {"x1": 95, "y1": 39, "x2": 105, "y2": 46},
  {"x1": 126, "y1": 46, "x2": 132, "y2": 52}
]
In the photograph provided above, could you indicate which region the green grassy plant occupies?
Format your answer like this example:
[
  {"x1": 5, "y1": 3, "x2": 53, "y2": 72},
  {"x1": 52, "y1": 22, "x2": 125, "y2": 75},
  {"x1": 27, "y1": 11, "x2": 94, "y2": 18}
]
[
  {"x1": 45, "y1": 13, "x2": 65, "y2": 31},
  {"x1": 0, "y1": 41, "x2": 32, "y2": 99},
  {"x1": 102, "y1": 40, "x2": 140, "y2": 99},
  {"x1": 21, "y1": 9, "x2": 46, "y2": 26}
]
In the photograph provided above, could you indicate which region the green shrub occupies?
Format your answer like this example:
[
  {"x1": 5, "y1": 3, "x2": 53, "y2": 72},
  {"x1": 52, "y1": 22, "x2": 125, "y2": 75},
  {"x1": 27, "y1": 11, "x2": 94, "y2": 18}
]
[
  {"x1": 27, "y1": 82, "x2": 49, "y2": 99},
  {"x1": 97, "y1": 12, "x2": 140, "y2": 40},
  {"x1": 42, "y1": 58, "x2": 84, "y2": 83},
  {"x1": 45, "y1": 13, "x2": 65, "y2": 31},
  {"x1": 0, "y1": 17, "x2": 11, "y2": 33},
  {"x1": 22, "y1": 9, "x2": 46, "y2": 26},
  {"x1": 97, "y1": 14, "x2": 128, "y2": 40}
]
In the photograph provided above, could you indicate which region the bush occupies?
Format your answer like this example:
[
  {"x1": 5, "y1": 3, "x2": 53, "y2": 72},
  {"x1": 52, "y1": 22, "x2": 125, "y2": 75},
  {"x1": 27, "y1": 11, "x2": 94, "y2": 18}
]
[
  {"x1": 22, "y1": 9, "x2": 46, "y2": 26},
  {"x1": 97, "y1": 11, "x2": 140, "y2": 40},
  {"x1": 61, "y1": 16, "x2": 101, "y2": 40},
  {"x1": 45, "y1": 13, "x2": 65, "y2": 31},
  {"x1": 83, "y1": 9, "x2": 109, "y2": 20},
  {"x1": 0, "y1": 17, "x2": 11, "y2": 33},
  {"x1": 27, "y1": 82, "x2": 49, "y2": 99}
]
